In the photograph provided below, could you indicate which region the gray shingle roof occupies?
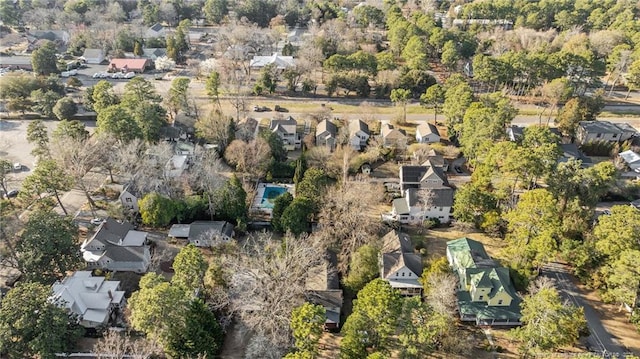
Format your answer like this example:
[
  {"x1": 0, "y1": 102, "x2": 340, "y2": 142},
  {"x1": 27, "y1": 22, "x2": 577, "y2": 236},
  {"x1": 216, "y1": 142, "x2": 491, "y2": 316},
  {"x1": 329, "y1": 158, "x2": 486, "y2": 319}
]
[
  {"x1": 316, "y1": 119, "x2": 337, "y2": 137},
  {"x1": 349, "y1": 119, "x2": 369, "y2": 136},
  {"x1": 579, "y1": 121, "x2": 623, "y2": 135},
  {"x1": 381, "y1": 230, "x2": 413, "y2": 253},
  {"x1": 406, "y1": 187, "x2": 454, "y2": 207},
  {"x1": 270, "y1": 117, "x2": 297, "y2": 135},
  {"x1": 188, "y1": 221, "x2": 234, "y2": 241},
  {"x1": 381, "y1": 252, "x2": 423, "y2": 279},
  {"x1": 400, "y1": 165, "x2": 448, "y2": 187}
]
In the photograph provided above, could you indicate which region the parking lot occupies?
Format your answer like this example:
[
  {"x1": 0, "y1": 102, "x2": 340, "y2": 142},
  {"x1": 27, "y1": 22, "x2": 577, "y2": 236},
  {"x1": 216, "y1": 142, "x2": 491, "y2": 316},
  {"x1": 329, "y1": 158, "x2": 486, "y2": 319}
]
[{"x1": 0, "y1": 119, "x2": 96, "y2": 192}]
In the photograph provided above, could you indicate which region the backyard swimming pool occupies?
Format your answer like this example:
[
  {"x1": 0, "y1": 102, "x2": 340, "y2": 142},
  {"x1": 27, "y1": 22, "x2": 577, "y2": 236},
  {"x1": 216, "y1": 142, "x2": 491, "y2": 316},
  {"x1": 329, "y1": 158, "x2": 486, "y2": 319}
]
[{"x1": 259, "y1": 185, "x2": 288, "y2": 209}]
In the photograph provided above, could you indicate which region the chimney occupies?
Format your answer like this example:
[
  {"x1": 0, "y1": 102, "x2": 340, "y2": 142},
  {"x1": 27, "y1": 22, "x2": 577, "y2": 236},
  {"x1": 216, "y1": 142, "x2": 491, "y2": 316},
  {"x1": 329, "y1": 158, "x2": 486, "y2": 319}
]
[{"x1": 108, "y1": 289, "x2": 113, "y2": 300}]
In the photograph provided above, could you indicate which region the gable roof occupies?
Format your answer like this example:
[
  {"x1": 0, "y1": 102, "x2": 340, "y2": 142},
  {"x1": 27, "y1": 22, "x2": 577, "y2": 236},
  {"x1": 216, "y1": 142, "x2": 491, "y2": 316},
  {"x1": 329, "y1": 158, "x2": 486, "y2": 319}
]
[
  {"x1": 406, "y1": 187, "x2": 454, "y2": 208},
  {"x1": 400, "y1": 165, "x2": 448, "y2": 186},
  {"x1": 381, "y1": 252, "x2": 423, "y2": 279},
  {"x1": 250, "y1": 53, "x2": 295, "y2": 69},
  {"x1": 316, "y1": 119, "x2": 337, "y2": 137},
  {"x1": 381, "y1": 123, "x2": 407, "y2": 139},
  {"x1": 416, "y1": 123, "x2": 440, "y2": 138},
  {"x1": 579, "y1": 121, "x2": 623, "y2": 135},
  {"x1": 50, "y1": 271, "x2": 124, "y2": 326},
  {"x1": 381, "y1": 229, "x2": 413, "y2": 253},
  {"x1": 142, "y1": 48, "x2": 166, "y2": 58},
  {"x1": 147, "y1": 23, "x2": 165, "y2": 33},
  {"x1": 446, "y1": 237, "x2": 496, "y2": 270},
  {"x1": 82, "y1": 48, "x2": 104, "y2": 59},
  {"x1": 188, "y1": 221, "x2": 234, "y2": 241},
  {"x1": 84, "y1": 218, "x2": 134, "y2": 249},
  {"x1": 270, "y1": 117, "x2": 297, "y2": 135},
  {"x1": 108, "y1": 58, "x2": 149, "y2": 70},
  {"x1": 349, "y1": 119, "x2": 369, "y2": 136}
]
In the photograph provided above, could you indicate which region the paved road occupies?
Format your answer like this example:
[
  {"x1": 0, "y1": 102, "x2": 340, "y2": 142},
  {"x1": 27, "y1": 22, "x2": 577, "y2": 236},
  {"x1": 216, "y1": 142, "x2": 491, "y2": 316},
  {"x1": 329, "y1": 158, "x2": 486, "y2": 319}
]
[{"x1": 541, "y1": 262, "x2": 628, "y2": 358}]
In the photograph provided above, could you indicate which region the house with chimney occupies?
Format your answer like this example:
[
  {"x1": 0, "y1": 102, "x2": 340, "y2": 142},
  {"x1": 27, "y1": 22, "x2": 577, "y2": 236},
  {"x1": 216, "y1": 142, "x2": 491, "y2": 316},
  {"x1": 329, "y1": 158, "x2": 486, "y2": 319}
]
[
  {"x1": 81, "y1": 219, "x2": 151, "y2": 273},
  {"x1": 50, "y1": 271, "x2": 125, "y2": 329},
  {"x1": 270, "y1": 117, "x2": 301, "y2": 150},
  {"x1": 379, "y1": 230, "x2": 423, "y2": 296},
  {"x1": 383, "y1": 161, "x2": 454, "y2": 224},
  {"x1": 447, "y1": 238, "x2": 521, "y2": 326}
]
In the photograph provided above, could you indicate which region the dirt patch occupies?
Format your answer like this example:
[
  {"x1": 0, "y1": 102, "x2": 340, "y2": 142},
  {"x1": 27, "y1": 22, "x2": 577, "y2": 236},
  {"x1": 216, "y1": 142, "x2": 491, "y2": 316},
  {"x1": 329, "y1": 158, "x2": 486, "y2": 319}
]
[{"x1": 220, "y1": 320, "x2": 251, "y2": 359}]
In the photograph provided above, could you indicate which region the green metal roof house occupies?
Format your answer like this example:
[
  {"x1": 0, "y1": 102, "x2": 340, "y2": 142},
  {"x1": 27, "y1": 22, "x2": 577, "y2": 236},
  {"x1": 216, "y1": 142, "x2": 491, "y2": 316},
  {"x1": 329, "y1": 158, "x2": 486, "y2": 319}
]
[{"x1": 446, "y1": 238, "x2": 522, "y2": 326}]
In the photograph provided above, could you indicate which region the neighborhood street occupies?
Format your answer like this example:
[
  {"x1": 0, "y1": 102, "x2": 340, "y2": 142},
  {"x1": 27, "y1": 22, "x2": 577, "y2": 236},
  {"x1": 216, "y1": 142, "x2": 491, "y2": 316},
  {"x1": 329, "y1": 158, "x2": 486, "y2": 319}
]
[{"x1": 541, "y1": 262, "x2": 629, "y2": 358}]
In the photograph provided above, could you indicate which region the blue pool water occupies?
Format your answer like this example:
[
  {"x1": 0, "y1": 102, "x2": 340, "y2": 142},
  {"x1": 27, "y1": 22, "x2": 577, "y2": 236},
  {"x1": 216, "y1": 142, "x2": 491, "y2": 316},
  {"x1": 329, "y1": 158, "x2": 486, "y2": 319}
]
[{"x1": 261, "y1": 186, "x2": 288, "y2": 208}]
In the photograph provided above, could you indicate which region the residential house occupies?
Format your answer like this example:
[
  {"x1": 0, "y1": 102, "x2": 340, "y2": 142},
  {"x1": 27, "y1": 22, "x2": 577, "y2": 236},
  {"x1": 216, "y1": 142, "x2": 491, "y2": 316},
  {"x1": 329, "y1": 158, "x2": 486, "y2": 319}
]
[
  {"x1": 305, "y1": 252, "x2": 343, "y2": 330},
  {"x1": 270, "y1": 117, "x2": 301, "y2": 150},
  {"x1": 398, "y1": 162, "x2": 449, "y2": 192},
  {"x1": 413, "y1": 149, "x2": 448, "y2": 171},
  {"x1": 142, "y1": 48, "x2": 167, "y2": 61},
  {"x1": 107, "y1": 58, "x2": 150, "y2": 73},
  {"x1": 379, "y1": 230, "x2": 423, "y2": 296},
  {"x1": 576, "y1": 121, "x2": 638, "y2": 144},
  {"x1": 235, "y1": 117, "x2": 259, "y2": 141},
  {"x1": 620, "y1": 150, "x2": 640, "y2": 172},
  {"x1": 168, "y1": 221, "x2": 235, "y2": 247},
  {"x1": 0, "y1": 55, "x2": 33, "y2": 70},
  {"x1": 446, "y1": 238, "x2": 521, "y2": 326},
  {"x1": 506, "y1": 125, "x2": 524, "y2": 142},
  {"x1": 349, "y1": 119, "x2": 370, "y2": 151},
  {"x1": 381, "y1": 123, "x2": 408, "y2": 149},
  {"x1": 81, "y1": 218, "x2": 151, "y2": 273},
  {"x1": 119, "y1": 181, "x2": 141, "y2": 213},
  {"x1": 315, "y1": 119, "x2": 338, "y2": 150},
  {"x1": 250, "y1": 53, "x2": 295, "y2": 70},
  {"x1": 81, "y1": 48, "x2": 105, "y2": 64},
  {"x1": 559, "y1": 144, "x2": 592, "y2": 167},
  {"x1": 384, "y1": 162, "x2": 454, "y2": 223},
  {"x1": 415, "y1": 123, "x2": 440, "y2": 144},
  {"x1": 145, "y1": 23, "x2": 167, "y2": 39},
  {"x1": 50, "y1": 271, "x2": 125, "y2": 329}
]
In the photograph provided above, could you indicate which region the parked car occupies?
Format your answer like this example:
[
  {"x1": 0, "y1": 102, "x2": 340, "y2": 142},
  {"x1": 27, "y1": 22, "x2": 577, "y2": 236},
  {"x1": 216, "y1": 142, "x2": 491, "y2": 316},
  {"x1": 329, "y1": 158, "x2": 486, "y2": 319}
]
[
  {"x1": 274, "y1": 105, "x2": 288, "y2": 112},
  {"x1": 253, "y1": 105, "x2": 270, "y2": 112},
  {"x1": 6, "y1": 189, "x2": 19, "y2": 198},
  {"x1": 90, "y1": 218, "x2": 106, "y2": 225},
  {"x1": 124, "y1": 72, "x2": 136, "y2": 79},
  {"x1": 111, "y1": 72, "x2": 124, "y2": 79},
  {"x1": 13, "y1": 162, "x2": 21, "y2": 171}
]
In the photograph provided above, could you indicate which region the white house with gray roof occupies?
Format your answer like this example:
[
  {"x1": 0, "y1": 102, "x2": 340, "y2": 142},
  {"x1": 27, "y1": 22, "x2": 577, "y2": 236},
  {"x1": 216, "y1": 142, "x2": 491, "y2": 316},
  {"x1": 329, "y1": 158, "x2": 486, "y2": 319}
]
[
  {"x1": 81, "y1": 48, "x2": 105, "y2": 64},
  {"x1": 348, "y1": 119, "x2": 370, "y2": 151},
  {"x1": 576, "y1": 121, "x2": 638, "y2": 144},
  {"x1": 379, "y1": 230, "x2": 423, "y2": 296},
  {"x1": 270, "y1": 117, "x2": 300, "y2": 150},
  {"x1": 50, "y1": 271, "x2": 125, "y2": 328},
  {"x1": 415, "y1": 123, "x2": 440, "y2": 144},
  {"x1": 81, "y1": 219, "x2": 151, "y2": 273},
  {"x1": 384, "y1": 161, "x2": 454, "y2": 224},
  {"x1": 315, "y1": 119, "x2": 338, "y2": 150}
]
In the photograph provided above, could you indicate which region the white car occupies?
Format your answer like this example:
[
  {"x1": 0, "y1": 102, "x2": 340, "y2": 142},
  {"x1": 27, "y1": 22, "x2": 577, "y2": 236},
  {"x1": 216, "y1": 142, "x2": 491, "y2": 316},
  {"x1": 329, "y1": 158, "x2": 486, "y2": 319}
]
[
  {"x1": 13, "y1": 163, "x2": 21, "y2": 171},
  {"x1": 111, "y1": 72, "x2": 125, "y2": 79},
  {"x1": 60, "y1": 71, "x2": 70, "y2": 78},
  {"x1": 124, "y1": 72, "x2": 136, "y2": 79},
  {"x1": 99, "y1": 72, "x2": 110, "y2": 78},
  {"x1": 90, "y1": 218, "x2": 106, "y2": 225},
  {"x1": 92, "y1": 72, "x2": 102, "y2": 78}
]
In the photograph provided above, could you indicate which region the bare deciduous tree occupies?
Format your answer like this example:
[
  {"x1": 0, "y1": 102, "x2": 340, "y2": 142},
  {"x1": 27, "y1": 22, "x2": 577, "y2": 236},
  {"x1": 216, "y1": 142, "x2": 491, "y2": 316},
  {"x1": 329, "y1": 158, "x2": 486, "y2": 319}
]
[
  {"x1": 316, "y1": 181, "x2": 384, "y2": 273},
  {"x1": 187, "y1": 147, "x2": 226, "y2": 219},
  {"x1": 223, "y1": 138, "x2": 271, "y2": 179},
  {"x1": 216, "y1": 232, "x2": 326, "y2": 349},
  {"x1": 93, "y1": 330, "x2": 161, "y2": 359}
]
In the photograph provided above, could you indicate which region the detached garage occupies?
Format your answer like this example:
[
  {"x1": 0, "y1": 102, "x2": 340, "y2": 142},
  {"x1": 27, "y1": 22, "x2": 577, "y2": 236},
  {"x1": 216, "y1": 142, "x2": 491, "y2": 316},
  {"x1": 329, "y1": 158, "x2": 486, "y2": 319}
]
[
  {"x1": 81, "y1": 48, "x2": 105, "y2": 64},
  {"x1": 107, "y1": 58, "x2": 150, "y2": 73}
]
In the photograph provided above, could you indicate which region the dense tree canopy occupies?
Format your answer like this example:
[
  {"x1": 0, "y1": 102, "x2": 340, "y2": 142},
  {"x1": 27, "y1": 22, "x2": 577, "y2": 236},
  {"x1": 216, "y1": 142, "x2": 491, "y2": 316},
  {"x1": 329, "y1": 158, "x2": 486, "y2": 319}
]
[{"x1": 0, "y1": 282, "x2": 83, "y2": 359}]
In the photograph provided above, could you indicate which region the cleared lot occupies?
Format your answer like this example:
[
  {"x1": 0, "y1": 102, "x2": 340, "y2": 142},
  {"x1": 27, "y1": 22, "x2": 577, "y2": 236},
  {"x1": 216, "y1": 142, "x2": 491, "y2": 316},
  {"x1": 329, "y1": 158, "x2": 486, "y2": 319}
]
[{"x1": 0, "y1": 119, "x2": 96, "y2": 190}]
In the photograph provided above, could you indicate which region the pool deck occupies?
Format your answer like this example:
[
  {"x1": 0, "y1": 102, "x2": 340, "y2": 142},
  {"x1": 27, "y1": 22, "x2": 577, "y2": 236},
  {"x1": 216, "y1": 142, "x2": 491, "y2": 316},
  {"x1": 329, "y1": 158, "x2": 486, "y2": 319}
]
[{"x1": 251, "y1": 183, "x2": 295, "y2": 215}]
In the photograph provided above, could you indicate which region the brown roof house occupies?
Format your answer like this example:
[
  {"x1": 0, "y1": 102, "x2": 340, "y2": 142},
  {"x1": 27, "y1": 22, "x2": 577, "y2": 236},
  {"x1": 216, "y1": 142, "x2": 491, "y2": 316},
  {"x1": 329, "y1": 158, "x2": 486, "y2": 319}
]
[
  {"x1": 305, "y1": 252, "x2": 343, "y2": 330},
  {"x1": 81, "y1": 218, "x2": 151, "y2": 273},
  {"x1": 108, "y1": 58, "x2": 150, "y2": 73},
  {"x1": 379, "y1": 230, "x2": 423, "y2": 296},
  {"x1": 381, "y1": 123, "x2": 408, "y2": 150}
]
